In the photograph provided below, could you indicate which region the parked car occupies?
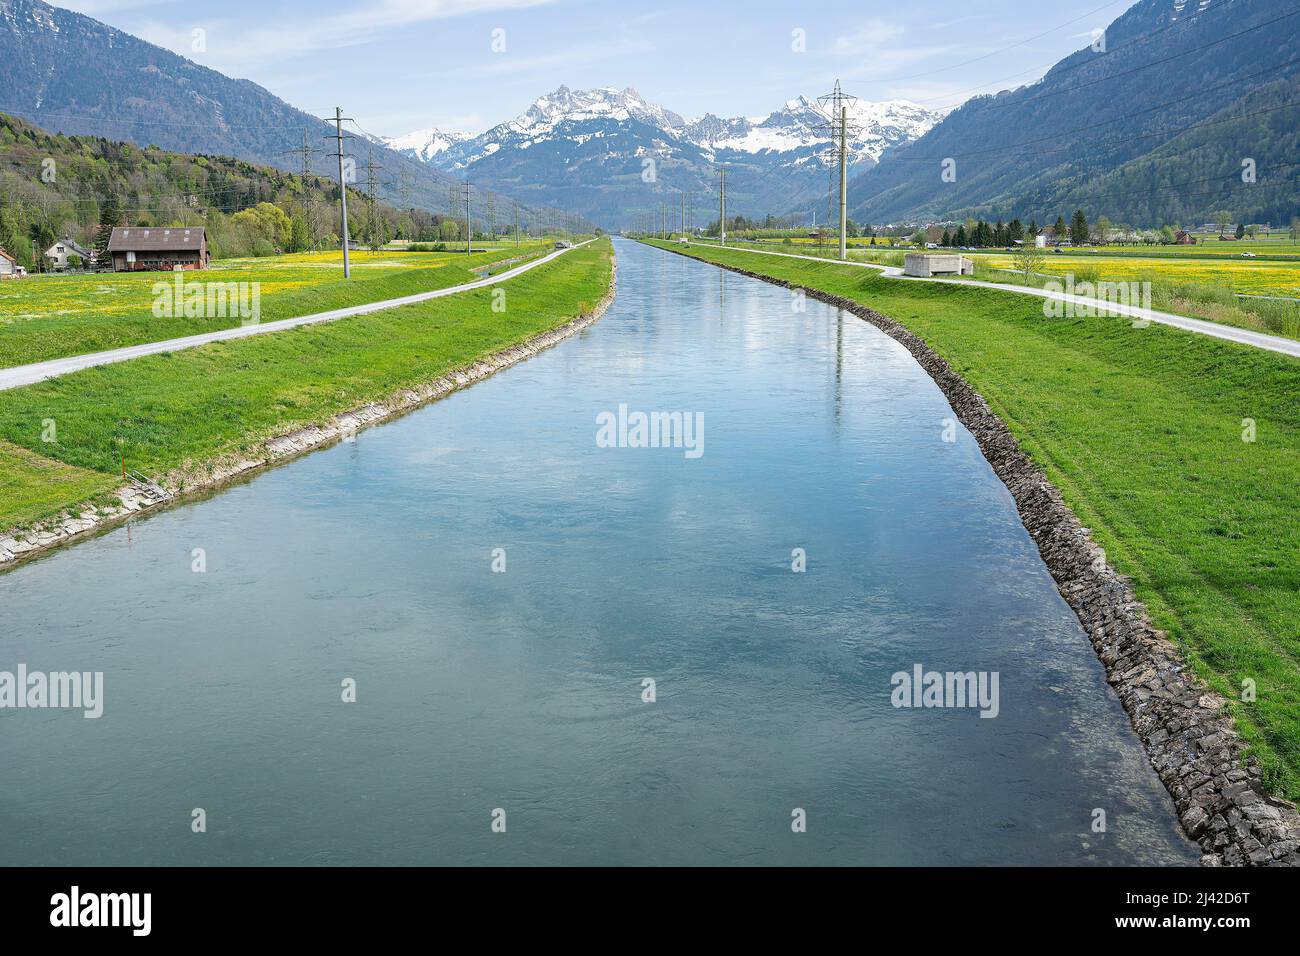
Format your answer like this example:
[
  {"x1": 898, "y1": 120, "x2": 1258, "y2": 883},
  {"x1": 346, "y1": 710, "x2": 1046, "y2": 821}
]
[
  {"x1": 554, "y1": 240, "x2": 573, "y2": 250},
  {"x1": 1241, "y1": 252, "x2": 1258, "y2": 258}
]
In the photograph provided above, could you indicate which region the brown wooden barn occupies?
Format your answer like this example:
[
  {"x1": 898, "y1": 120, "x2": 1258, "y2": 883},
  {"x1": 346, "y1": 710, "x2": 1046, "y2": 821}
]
[{"x1": 107, "y1": 227, "x2": 209, "y2": 272}]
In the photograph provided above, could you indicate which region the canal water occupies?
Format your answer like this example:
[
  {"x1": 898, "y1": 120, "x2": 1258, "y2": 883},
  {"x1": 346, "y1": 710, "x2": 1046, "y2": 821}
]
[{"x1": 0, "y1": 238, "x2": 1196, "y2": 865}]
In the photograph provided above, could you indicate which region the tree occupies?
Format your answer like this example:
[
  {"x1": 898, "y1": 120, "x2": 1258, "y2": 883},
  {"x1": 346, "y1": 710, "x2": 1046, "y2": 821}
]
[
  {"x1": 288, "y1": 214, "x2": 311, "y2": 253},
  {"x1": 232, "y1": 202, "x2": 292, "y2": 252},
  {"x1": 1070, "y1": 209, "x2": 1089, "y2": 246},
  {"x1": 1012, "y1": 239, "x2": 1045, "y2": 283},
  {"x1": 1235, "y1": 223, "x2": 1245, "y2": 240},
  {"x1": 1095, "y1": 216, "x2": 1111, "y2": 245},
  {"x1": 954, "y1": 225, "x2": 968, "y2": 247},
  {"x1": 1291, "y1": 217, "x2": 1300, "y2": 242},
  {"x1": 940, "y1": 229, "x2": 952, "y2": 247},
  {"x1": 100, "y1": 194, "x2": 122, "y2": 229},
  {"x1": 92, "y1": 223, "x2": 113, "y2": 269}
]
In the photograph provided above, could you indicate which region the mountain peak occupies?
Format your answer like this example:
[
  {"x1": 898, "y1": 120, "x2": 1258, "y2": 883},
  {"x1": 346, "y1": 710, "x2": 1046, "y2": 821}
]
[{"x1": 519, "y1": 85, "x2": 685, "y2": 131}]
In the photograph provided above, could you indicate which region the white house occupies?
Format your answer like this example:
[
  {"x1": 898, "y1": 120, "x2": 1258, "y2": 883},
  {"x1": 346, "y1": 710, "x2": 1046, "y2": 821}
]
[{"x1": 43, "y1": 237, "x2": 94, "y2": 271}]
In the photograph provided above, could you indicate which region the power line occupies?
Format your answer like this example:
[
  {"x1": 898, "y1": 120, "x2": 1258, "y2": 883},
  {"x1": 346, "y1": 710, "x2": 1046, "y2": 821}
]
[
  {"x1": 282, "y1": 128, "x2": 323, "y2": 230},
  {"x1": 817, "y1": 80, "x2": 857, "y2": 260}
]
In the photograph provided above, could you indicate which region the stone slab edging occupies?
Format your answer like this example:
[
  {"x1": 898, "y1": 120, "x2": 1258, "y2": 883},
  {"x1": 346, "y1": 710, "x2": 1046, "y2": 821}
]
[
  {"x1": 653, "y1": 242, "x2": 1300, "y2": 867},
  {"x1": 0, "y1": 254, "x2": 618, "y2": 571}
]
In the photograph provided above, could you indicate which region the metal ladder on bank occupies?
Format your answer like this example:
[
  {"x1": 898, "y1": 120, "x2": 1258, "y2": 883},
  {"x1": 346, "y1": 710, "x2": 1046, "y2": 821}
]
[{"x1": 126, "y1": 470, "x2": 173, "y2": 504}]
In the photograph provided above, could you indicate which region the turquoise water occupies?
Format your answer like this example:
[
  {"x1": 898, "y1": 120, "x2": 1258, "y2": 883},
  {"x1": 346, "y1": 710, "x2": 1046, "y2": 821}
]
[{"x1": 0, "y1": 238, "x2": 1196, "y2": 865}]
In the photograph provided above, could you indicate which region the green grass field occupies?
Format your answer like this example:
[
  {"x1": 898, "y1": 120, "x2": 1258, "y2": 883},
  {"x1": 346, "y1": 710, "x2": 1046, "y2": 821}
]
[
  {"x1": 0, "y1": 239, "x2": 612, "y2": 533},
  {"x1": 704, "y1": 236, "x2": 1300, "y2": 340},
  {"x1": 0, "y1": 243, "x2": 549, "y2": 369},
  {"x1": 646, "y1": 237, "x2": 1300, "y2": 801}
]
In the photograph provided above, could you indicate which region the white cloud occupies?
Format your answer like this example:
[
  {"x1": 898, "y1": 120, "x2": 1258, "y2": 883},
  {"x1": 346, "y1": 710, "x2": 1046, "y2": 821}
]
[
  {"x1": 830, "y1": 20, "x2": 906, "y2": 55},
  {"x1": 132, "y1": 0, "x2": 556, "y2": 70}
]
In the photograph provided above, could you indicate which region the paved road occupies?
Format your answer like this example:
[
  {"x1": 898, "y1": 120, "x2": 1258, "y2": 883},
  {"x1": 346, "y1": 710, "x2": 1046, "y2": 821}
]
[
  {"x1": 682, "y1": 241, "x2": 1300, "y2": 358},
  {"x1": 0, "y1": 240, "x2": 593, "y2": 391}
]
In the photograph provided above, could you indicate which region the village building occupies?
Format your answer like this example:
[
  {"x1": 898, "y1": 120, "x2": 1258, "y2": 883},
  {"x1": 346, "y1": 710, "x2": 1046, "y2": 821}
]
[
  {"x1": 106, "y1": 226, "x2": 209, "y2": 272},
  {"x1": 1174, "y1": 230, "x2": 1197, "y2": 245},
  {"x1": 0, "y1": 246, "x2": 23, "y2": 279},
  {"x1": 43, "y1": 237, "x2": 94, "y2": 272},
  {"x1": 1036, "y1": 227, "x2": 1072, "y2": 247}
]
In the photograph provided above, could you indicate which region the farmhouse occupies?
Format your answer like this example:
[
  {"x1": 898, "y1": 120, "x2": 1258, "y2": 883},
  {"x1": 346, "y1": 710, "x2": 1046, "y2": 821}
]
[
  {"x1": 43, "y1": 237, "x2": 94, "y2": 271},
  {"x1": 106, "y1": 226, "x2": 209, "y2": 272},
  {"x1": 0, "y1": 246, "x2": 23, "y2": 279},
  {"x1": 1174, "y1": 230, "x2": 1196, "y2": 245},
  {"x1": 904, "y1": 253, "x2": 974, "y2": 277}
]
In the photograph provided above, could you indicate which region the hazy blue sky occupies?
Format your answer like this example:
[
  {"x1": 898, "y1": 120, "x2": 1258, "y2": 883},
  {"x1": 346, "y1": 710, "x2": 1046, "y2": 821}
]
[{"x1": 55, "y1": 0, "x2": 1140, "y2": 136}]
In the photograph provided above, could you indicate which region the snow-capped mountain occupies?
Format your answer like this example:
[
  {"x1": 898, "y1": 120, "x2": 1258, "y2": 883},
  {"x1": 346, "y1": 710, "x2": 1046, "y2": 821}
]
[
  {"x1": 684, "y1": 95, "x2": 938, "y2": 166},
  {"x1": 381, "y1": 126, "x2": 473, "y2": 163},
  {"x1": 516, "y1": 86, "x2": 685, "y2": 137},
  {"x1": 387, "y1": 85, "x2": 941, "y2": 229}
]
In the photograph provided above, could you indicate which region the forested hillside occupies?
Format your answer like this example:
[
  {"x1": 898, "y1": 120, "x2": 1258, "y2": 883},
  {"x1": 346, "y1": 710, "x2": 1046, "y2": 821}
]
[{"x1": 0, "y1": 113, "x2": 456, "y2": 268}]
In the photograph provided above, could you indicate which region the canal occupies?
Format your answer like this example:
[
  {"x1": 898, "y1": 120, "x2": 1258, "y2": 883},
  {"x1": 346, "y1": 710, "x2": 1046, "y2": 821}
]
[{"x1": 0, "y1": 238, "x2": 1196, "y2": 864}]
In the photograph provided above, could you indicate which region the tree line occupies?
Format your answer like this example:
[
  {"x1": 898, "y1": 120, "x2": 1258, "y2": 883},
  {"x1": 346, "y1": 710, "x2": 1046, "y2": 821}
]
[{"x1": 0, "y1": 113, "x2": 469, "y2": 270}]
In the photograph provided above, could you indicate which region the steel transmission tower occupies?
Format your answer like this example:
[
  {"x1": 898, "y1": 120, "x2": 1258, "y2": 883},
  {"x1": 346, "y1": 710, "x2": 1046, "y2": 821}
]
[{"x1": 817, "y1": 80, "x2": 858, "y2": 261}]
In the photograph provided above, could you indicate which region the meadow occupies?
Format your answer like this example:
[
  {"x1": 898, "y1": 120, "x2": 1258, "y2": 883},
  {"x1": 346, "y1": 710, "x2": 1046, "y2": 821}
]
[
  {"x1": 646, "y1": 237, "x2": 1300, "y2": 803},
  {"x1": 702, "y1": 236, "x2": 1300, "y2": 339},
  {"x1": 0, "y1": 242, "x2": 548, "y2": 369},
  {"x1": 972, "y1": 250, "x2": 1300, "y2": 297},
  {"x1": 0, "y1": 240, "x2": 612, "y2": 533}
]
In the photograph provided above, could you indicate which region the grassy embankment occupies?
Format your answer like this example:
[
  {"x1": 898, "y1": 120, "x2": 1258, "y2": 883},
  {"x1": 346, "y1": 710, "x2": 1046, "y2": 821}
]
[
  {"x1": 0, "y1": 239, "x2": 612, "y2": 533},
  {"x1": 701, "y1": 236, "x2": 1300, "y2": 340},
  {"x1": 646, "y1": 237, "x2": 1300, "y2": 801},
  {"x1": 0, "y1": 243, "x2": 549, "y2": 368}
]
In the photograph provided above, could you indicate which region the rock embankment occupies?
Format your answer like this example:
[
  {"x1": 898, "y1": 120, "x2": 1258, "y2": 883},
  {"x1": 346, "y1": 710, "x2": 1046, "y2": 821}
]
[{"x1": 664, "y1": 247, "x2": 1300, "y2": 867}]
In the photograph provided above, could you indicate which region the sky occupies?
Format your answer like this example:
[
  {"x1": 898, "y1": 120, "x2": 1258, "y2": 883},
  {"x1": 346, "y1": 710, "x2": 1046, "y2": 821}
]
[{"x1": 53, "y1": 0, "x2": 1142, "y2": 138}]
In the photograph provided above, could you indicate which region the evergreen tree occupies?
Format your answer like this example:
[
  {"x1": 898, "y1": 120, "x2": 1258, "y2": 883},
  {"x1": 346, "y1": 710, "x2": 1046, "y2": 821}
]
[
  {"x1": 1071, "y1": 209, "x2": 1089, "y2": 246},
  {"x1": 91, "y1": 223, "x2": 113, "y2": 269},
  {"x1": 99, "y1": 194, "x2": 122, "y2": 228}
]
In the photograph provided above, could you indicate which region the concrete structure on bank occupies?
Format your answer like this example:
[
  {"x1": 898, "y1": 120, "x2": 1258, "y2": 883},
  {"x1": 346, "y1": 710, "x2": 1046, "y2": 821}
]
[{"x1": 904, "y1": 253, "x2": 973, "y2": 278}]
